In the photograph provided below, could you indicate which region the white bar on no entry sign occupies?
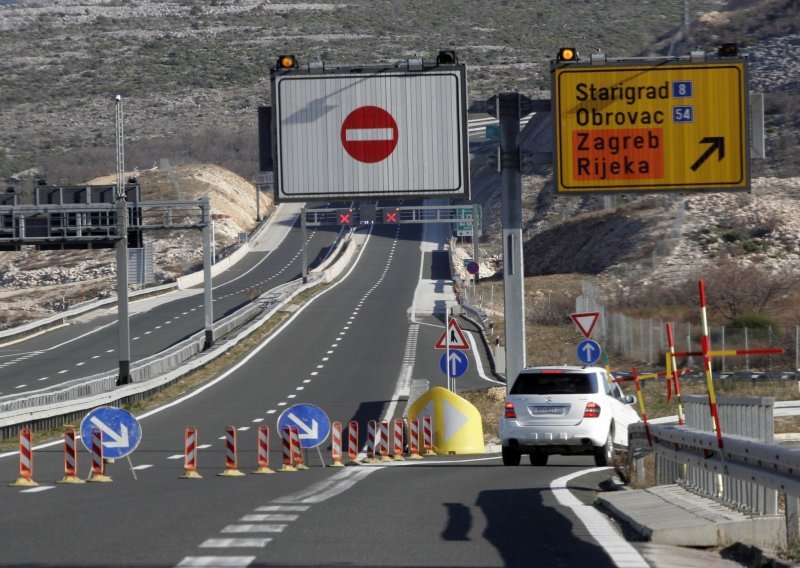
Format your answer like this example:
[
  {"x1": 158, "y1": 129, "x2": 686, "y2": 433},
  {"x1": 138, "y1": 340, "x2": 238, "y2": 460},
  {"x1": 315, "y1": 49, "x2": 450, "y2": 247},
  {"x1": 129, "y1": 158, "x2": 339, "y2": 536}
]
[{"x1": 344, "y1": 128, "x2": 394, "y2": 142}]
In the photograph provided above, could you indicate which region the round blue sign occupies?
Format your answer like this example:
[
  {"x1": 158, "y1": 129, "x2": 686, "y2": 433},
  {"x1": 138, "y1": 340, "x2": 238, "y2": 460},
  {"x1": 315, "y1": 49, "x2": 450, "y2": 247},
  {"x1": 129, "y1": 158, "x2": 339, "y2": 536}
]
[
  {"x1": 577, "y1": 339, "x2": 602, "y2": 365},
  {"x1": 466, "y1": 261, "x2": 479, "y2": 275},
  {"x1": 276, "y1": 404, "x2": 331, "y2": 449},
  {"x1": 79, "y1": 406, "x2": 142, "y2": 459},
  {"x1": 440, "y1": 350, "x2": 469, "y2": 378}
]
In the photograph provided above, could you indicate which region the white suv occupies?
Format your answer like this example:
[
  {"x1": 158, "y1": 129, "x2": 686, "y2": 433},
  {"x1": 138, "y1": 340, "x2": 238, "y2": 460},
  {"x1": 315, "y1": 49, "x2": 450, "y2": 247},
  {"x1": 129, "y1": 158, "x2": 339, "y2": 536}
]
[{"x1": 499, "y1": 366, "x2": 639, "y2": 466}]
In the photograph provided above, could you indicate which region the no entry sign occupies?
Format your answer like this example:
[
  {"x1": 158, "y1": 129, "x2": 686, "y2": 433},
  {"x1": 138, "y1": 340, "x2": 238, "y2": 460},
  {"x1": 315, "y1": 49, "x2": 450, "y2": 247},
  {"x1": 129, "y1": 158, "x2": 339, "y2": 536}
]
[{"x1": 341, "y1": 106, "x2": 398, "y2": 163}]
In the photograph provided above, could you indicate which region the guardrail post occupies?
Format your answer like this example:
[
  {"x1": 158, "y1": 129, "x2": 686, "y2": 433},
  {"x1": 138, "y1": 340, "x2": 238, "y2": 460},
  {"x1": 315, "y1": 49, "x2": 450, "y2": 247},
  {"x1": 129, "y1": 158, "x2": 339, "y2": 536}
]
[{"x1": 787, "y1": 495, "x2": 800, "y2": 548}]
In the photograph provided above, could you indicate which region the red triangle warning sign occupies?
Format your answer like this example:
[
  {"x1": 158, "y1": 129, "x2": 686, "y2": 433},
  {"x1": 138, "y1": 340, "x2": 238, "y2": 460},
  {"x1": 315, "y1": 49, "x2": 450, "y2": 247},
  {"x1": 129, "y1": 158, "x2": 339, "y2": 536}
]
[
  {"x1": 435, "y1": 318, "x2": 470, "y2": 350},
  {"x1": 571, "y1": 312, "x2": 599, "y2": 339}
]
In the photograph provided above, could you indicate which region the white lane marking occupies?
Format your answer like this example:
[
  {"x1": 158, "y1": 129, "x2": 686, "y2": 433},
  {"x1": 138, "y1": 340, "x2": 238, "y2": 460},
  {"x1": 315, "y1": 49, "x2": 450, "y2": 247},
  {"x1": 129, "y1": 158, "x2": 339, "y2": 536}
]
[
  {"x1": 255, "y1": 505, "x2": 310, "y2": 512},
  {"x1": 14, "y1": 384, "x2": 27, "y2": 389},
  {"x1": 221, "y1": 525, "x2": 286, "y2": 534},
  {"x1": 277, "y1": 402, "x2": 286, "y2": 407},
  {"x1": 287, "y1": 395, "x2": 296, "y2": 399},
  {"x1": 168, "y1": 454, "x2": 184, "y2": 460},
  {"x1": 198, "y1": 444, "x2": 212, "y2": 449},
  {"x1": 467, "y1": 332, "x2": 504, "y2": 385},
  {"x1": 252, "y1": 418, "x2": 264, "y2": 423},
  {"x1": 266, "y1": 410, "x2": 276, "y2": 414},
  {"x1": 326, "y1": 351, "x2": 333, "y2": 354},
  {"x1": 316, "y1": 365, "x2": 324, "y2": 369},
  {"x1": 92, "y1": 355, "x2": 100, "y2": 359},
  {"x1": 322, "y1": 357, "x2": 329, "y2": 362},
  {"x1": 302, "y1": 380, "x2": 311, "y2": 384},
  {"x1": 272, "y1": 467, "x2": 381, "y2": 504},
  {"x1": 176, "y1": 557, "x2": 255, "y2": 567},
  {"x1": 310, "y1": 372, "x2": 318, "y2": 376},
  {"x1": 58, "y1": 370, "x2": 68, "y2": 374},
  {"x1": 239, "y1": 514, "x2": 299, "y2": 522},
  {"x1": 551, "y1": 468, "x2": 649, "y2": 568},
  {"x1": 20, "y1": 486, "x2": 55, "y2": 493},
  {"x1": 296, "y1": 387, "x2": 304, "y2": 391},
  {"x1": 37, "y1": 377, "x2": 49, "y2": 381},
  {"x1": 132, "y1": 464, "x2": 154, "y2": 471},
  {"x1": 199, "y1": 539, "x2": 270, "y2": 548},
  {"x1": 237, "y1": 427, "x2": 250, "y2": 431},
  {"x1": 75, "y1": 362, "x2": 85, "y2": 366}
]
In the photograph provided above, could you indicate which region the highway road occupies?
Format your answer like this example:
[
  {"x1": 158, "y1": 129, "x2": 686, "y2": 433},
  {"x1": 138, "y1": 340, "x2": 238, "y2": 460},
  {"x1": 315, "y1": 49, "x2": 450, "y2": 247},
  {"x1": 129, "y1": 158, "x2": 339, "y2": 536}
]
[
  {"x1": 0, "y1": 218, "x2": 641, "y2": 567},
  {"x1": 0, "y1": 205, "x2": 339, "y2": 396}
]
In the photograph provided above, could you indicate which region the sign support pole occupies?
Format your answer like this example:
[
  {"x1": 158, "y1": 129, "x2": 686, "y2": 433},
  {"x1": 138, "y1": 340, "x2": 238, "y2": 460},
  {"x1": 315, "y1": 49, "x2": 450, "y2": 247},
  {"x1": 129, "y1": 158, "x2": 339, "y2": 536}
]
[
  {"x1": 498, "y1": 93, "x2": 526, "y2": 389},
  {"x1": 301, "y1": 207, "x2": 308, "y2": 284},
  {"x1": 202, "y1": 203, "x2": 214, "y2": 350},
  {"x1": 471, "y1": 203, "x2": 480, "y2": 285},
  {"x1": 446, "y1": 315, "x2": 452, "y2": 391},
  {"x1": 114, "y1": 96, "x2": 131, "y2": 386}
]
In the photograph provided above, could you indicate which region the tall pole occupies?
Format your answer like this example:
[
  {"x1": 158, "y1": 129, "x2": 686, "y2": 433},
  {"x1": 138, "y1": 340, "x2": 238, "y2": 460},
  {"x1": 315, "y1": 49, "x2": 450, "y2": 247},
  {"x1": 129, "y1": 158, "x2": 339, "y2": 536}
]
[
  {"x1": 202, "y1": 199, "x2": 214, "y2": 350},
  {"x1": 114, "y1": 95, "x2": 131, "y2": 386},
  {"x1": 301, "y1": 207, "x2": 308, "y2": 284},
  {"x1": 498, "y1": 93, "x2": 526, "y2": 390},
  {"x1": 471, "y1": 204, "x2": 480, "y2": 285}
]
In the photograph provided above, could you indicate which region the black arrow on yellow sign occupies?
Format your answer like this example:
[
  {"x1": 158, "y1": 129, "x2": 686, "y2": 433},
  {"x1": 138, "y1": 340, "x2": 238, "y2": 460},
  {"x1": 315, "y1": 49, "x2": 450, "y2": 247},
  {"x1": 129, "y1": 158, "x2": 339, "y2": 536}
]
[{"x1": 690, "y1": 137, "x2": 725, "y2": 171}]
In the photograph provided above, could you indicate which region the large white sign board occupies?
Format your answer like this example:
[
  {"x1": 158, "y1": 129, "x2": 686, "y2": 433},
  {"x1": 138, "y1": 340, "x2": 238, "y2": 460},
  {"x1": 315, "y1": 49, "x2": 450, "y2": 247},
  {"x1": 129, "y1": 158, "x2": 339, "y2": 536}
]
[{"x1": 272, "y1": 65, "x2": 469, "y2": 202}]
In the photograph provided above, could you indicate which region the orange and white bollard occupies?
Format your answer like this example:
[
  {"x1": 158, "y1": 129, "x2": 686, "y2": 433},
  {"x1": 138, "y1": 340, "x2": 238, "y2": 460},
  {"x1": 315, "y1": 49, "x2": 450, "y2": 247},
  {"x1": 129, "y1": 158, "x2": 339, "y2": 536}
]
[
  {"x1": 366, "y1": 420, "x2": 377, "y2": 463},
  {"x1": 290, "y1": 427, "x2": 308, "y2": 470},
  {"x1": 180, "y1": 427, "x2": 202, "y2": 479},
  {"x1": 10, "y1": 428, "x2": 38, "y2": 487},
  {"x1": 408, "y1": 418, "x2": 423, "y2": 460},
  {"x1": 422, "y1": 414, "x2": 435, "y2": 456},
  {"x1": 254, "y1": 426, "x2": 274, "y2": 474},
  {"x1": 379, "y1": 420, "x2": 391, "y2": 462},
  {"x1": 218, "y1": 426, "x2": 245, "y2": 477},
  {"x1": 280, "y1": 426, "x2": 297, "y2": 472},
  {"x1": 330, "y1": 421, "x2": 344, "y2": 467},
  {"x1": 58, "y1": 427, "x2": 85, "y2": 484},
  {"x1": 87, "y1": 427, "x2": 112, "y2": 483},
  {"x1": 347, "y1": 421, "x2": 360, "y2": 464},
  {"x1": 392, "y1": 418, "x2": 405, "y2": 461}
]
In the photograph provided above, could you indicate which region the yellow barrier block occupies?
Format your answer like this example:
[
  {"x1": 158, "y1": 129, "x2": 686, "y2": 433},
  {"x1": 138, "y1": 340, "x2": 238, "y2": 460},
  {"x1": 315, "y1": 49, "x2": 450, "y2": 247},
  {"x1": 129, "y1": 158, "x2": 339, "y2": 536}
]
[{"x1": 407, "y1": 387, "x2": 484, "y2": 455}]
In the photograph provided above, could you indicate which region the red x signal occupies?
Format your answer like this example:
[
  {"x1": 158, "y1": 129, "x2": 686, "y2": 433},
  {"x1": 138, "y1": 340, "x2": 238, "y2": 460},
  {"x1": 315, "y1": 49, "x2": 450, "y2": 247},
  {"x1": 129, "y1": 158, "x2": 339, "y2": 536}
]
[
  {"x1": 385, "y1": 212, "x2": 398, "y2": 223},
  {"x1": 338, "y1": 213, "x2": 351, "y2": 225}
]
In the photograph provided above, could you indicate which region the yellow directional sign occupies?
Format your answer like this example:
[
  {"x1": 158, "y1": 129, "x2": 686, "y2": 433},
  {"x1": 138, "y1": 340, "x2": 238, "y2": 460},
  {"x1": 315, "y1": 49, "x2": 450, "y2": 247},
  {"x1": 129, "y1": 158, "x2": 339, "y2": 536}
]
[{"x1": 552, "y1": 59, "x2": 749, "y2": 193}]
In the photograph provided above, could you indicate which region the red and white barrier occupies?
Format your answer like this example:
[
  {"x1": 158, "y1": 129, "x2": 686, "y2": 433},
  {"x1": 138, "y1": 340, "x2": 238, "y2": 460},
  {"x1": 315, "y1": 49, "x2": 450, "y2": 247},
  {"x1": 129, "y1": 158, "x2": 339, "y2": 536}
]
[
  {"x1": 218, "y1": 426, "x2": 245, "y2": 477},
  {"x1": 393, "y1": 418, "x2": 405, "y2": 461},
  {"x1": 179, "y1": 426, "x2": 202, "y2": 479},
  {"x1": 367, "y1": 420, "x2": 377, "y2": 462},
  {"x1": 10, "y1": 428, "x2": 38, "y2": 487},
  {"x1": 408, "y1": 418, "x2": 423, "y2": 460},
  {"x1": 290, "y1": 427, "x2": 308, "y2": 470},
  {"x1": 330, "y1": 421, "x2": 344, "y2": 467},
  {"x1": 280, "y1": 426, "x2": 297, "y2": 472},
  {"x1": 254, "y1": 426, "x2": 274, "y2": 474},
  {"x1": 57, "y1": 427, "x2": 85, "y2": 484},
  {"x1": 87, "y1": 427, "x2": 112, "y2": 483},
  {"x1": 422, "y1": 414, "x2": 435, "y2": 455},
  {"x1": 347, "y1": 421, "x2": 360, "y2": 464},
  {"x1": 379, "y1": 420, "x2": 391, "y2": 462}
]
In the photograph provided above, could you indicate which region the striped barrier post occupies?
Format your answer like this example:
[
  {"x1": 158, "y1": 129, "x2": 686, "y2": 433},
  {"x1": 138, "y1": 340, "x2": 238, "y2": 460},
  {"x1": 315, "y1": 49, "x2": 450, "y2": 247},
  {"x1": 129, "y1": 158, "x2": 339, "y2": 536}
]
[
  {"x1": 379, "y1": 420, "x2": 391, "y2": 462},
  {"x1": 254, "y1": 426, "x2": 274, "y2": 474},
  {"x1": 392, "y1": 418, "x2": 405, "y2": 461},
  {"x1": 280, "y1": 426, "x2": 297, "y2": 472},
  {"x1": 422, "y1": 415, "x2": 435, "y2": 456},
  {"x1": 330, "y1": 421, "x2": 344, "y2": 467},
  {"x1": 347, "y1": 421, "x2": 360, "y2": 464},
  {"x1": 180, "y1": 426, "x2": 202, "y2": 479},
  {"x1": 408, "y1": 418, "x2": 423, "y2": 460},
  {"x1": 10, "y1": 428, "x2": 38, "y2": 487},
  {"x1": 367, "y1": 420, "x2": 377, "y2": 462},
  {"x1": 218, "y1": 426, "x2": 245, "y2": 477},
  {"x1": 290, "y1": 427, "x2": 308, "y2": 470},
  {"x1": 87, "y1": 427, "x2": 112, "y2": 483},
  {"x1": 58, "y1": 427, "x2": 85, "y2": 484}
]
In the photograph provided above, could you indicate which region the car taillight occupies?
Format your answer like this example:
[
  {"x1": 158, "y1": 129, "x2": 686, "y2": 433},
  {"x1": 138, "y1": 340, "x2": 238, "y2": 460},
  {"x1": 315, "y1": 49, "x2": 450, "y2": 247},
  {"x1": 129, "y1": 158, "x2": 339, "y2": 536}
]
[
  {"x1": 584, "y1": 402, "x2": 601, "y2": 418},
  {"x1": 504, "y1": 402, "x2": 516, "y2": 419}
]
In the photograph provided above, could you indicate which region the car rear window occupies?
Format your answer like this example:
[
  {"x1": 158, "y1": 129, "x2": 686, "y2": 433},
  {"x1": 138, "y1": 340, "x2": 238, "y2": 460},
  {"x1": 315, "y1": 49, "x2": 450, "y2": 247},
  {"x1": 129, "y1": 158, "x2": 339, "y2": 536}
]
[{"x1": 510, "y1": 371, "x2": 598, "y2": 395}]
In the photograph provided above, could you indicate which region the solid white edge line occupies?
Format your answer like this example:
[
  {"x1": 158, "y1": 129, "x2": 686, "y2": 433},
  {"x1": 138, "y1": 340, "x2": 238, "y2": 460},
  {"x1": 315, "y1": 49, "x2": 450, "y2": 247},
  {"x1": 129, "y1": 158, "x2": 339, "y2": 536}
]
[
  {"x1": 467, "y1": 331, "x2": 503, "y2": 385},
  {"x1": 550, "y1": 468, "x2": 649, "y2": 568}
]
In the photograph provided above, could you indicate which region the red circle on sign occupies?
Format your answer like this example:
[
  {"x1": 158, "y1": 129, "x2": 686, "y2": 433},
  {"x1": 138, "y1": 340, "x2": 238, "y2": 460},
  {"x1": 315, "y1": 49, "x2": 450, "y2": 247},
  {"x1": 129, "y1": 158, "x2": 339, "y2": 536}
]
[{"x1": 340, "y1": 106, "x2": 398, "y2": 163}]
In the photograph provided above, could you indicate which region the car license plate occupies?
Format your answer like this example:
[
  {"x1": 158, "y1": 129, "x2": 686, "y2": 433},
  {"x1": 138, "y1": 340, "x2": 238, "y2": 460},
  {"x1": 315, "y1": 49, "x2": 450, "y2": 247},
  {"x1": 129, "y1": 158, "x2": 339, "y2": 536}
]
[{"x1": 530, "y1": 406, "x2": 565, "y2": 416}]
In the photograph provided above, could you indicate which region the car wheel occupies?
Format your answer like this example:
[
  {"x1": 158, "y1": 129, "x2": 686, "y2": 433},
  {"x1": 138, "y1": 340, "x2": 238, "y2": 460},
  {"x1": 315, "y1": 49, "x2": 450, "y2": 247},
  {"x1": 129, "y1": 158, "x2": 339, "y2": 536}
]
[
  {"x1": 593, "y1": 429, "x2": 614, "y2": 467},
  {"x1": 502, "y1": 445, "x2": 521, "y2": 466},
  {"x1": 529, "y1": 451, "x2": 548, "y2": 466}
]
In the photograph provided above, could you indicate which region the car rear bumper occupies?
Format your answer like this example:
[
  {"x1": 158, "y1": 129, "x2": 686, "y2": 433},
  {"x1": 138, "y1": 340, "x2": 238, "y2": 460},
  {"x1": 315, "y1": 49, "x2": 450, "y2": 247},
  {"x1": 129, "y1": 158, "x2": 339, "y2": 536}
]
[{"x1": 499, "y1": 420, "x2": 606, "y2": 449}]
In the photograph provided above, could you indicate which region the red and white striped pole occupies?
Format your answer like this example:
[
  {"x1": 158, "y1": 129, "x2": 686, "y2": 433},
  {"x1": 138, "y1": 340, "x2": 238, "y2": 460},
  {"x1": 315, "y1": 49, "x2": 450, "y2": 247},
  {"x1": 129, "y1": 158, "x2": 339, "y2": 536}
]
[
  {"x1": 87, "y1": 427, "x2": 112, "y2": 483},
  {"x1": 57, "y1": 426, "x2": 85, "y2": 484},
  {"x1": 347, "y1": 421, "x2": 360, "y2": 464},
  {"x1": 422, "y1": 414, "x2": 435, "y2": 455},
  {"x1": 10, "y1": 428, "x2": 38, "y2": 487},
  {"x1": 366, "y1": 420, "x2": 377, "y2": 462},
  {"x1": 330, "y1": 421, "x2": 344, "y2": 467},
  {"x1": 254, "y1": 426, "x2": 274, "y2": 474},
  {"x1": 699, "y1": 280, "x2": 724, "y2": 450},
  {"x1": 280, "y1": 426, "x2": 297, "y2": 472},
  {"x1": 408, "y1": 417, "x2": 423, "y2": 460},
  {"x1": 218, "y1": 426, "x2": 245, "y2": 477},
  {"x1": 379, "y1": 420, "x2": 391, "y2": 462},
  {"x1": 180, "y1": 426, "x2": 202, "y2": 479},
  {"x1": 665, "y1": 323, "x2": 686, "y2": 426},
  {"x1": 291, "y1": 427, "x2": 308, "y2": 470},
  {"x1": 392, "y1": 418, "x2": 405, "y2": 461}
]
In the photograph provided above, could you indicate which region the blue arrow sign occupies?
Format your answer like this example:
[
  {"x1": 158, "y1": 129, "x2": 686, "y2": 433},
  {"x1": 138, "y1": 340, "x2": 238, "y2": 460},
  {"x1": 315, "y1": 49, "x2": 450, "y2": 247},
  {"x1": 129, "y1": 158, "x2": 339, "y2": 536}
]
[
  {"x1": 277, "y1": 404, "x2": 331, "y2": 449},
  {"x1": 440, "y1": 350, "x2": 469, "y2": 378},
  {"x1": 577, "y1": 339, "x2": 602, "y2": 365},
  {"x1": 79, "y1": 407, "x2": 142, "y2": 459}
]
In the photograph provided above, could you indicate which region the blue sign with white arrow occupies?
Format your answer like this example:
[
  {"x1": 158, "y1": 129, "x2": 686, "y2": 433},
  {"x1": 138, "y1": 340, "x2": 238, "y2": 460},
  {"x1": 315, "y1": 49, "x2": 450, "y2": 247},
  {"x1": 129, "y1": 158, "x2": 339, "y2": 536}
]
[
  {"x1": 577, "y1": 339, "x2": 602, "y2": 365},
  {"x1": 79, "y1": 406, "x2": 142, "y2": 459},
  {"x1": 440, "y1": 350, "x2": 469, "y2": 378},
  {"x1": 277, "y1": 404, "x2": 331, "y2": 449}
]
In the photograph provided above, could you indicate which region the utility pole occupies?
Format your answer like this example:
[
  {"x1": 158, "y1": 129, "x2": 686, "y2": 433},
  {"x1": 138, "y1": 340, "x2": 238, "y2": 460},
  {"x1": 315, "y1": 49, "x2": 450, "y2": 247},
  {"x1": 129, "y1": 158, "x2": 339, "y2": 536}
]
[{"x1": 115, "y1": 95, "x2": 131, "y2": 386}]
